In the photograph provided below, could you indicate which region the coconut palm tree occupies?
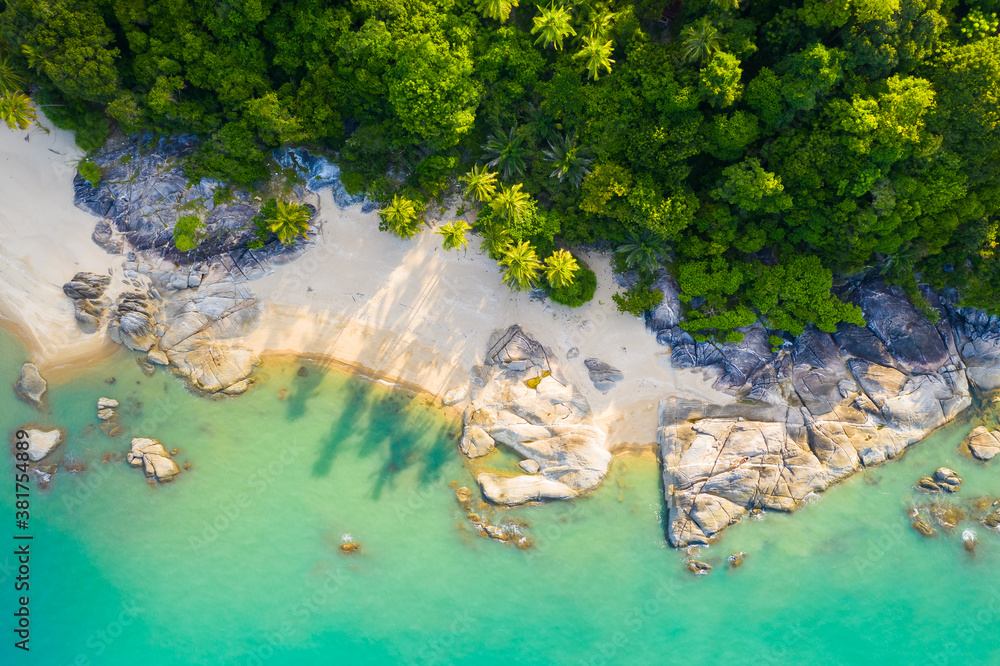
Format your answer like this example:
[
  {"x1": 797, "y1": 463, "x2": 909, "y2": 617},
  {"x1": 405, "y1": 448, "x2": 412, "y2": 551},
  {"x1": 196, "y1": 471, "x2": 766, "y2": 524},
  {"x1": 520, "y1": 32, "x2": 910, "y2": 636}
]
[
  {"x1": 479, "y1": 221, "x2": 512, "y2": 260},
  {"x1": 531, "y1": 3, "x2": 576, "y2": 51},
  {"x1": 542, "y1": 132, "x2": 594, "y2": 188},
  {"x1": 680, "y1": 18, "x2": 723, "y2": 64},
  {"x1": 0, "y1": 91, "x2": 37, "y2": 131},
  {"x1": 544, "y1": 249, "x2": 579, "y2": 288},
  {"x1": 378, "y1": 194, "x2": 421, "y2": 239},
  {"x1": 437, "y1": 220, "x2": 473, "y2": 250},
  {"x1": 267, "y1": 201, "x2": 311, "y2": 245},
  {"x1": 617, "y1": 229, "x2": 667, "y2": 276},
  {"x1": 20, "y1": 45, "x2": 51, "y2": 74},
  {"x1": 459, "y1": 165, "x2": 498, "y2": 204},
  {"x1": 575, "y1": 36, "x2": 615, "y2": 80},
  {"x1": 499, "y1": 240, "x2": 543, "y2": 290},
  {"x1": 477, "y1": 0, "x2": 519, "y2": 21},
  {"x1": 0, "y1": 57, "x2": 23, "y2": 94},
  {"x1": 482, "y1": 127, "x2": 527, "y2": 181},
  {"x1": 490, "y1": 183, "x2": 532, "y2": 225}
]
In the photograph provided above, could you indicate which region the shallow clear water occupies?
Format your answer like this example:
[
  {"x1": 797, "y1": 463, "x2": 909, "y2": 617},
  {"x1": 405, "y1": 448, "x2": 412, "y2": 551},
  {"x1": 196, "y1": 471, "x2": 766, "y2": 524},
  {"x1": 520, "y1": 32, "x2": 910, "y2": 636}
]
[{"x1": 2, "y1": 327, "x2": 999, "y2": 665}]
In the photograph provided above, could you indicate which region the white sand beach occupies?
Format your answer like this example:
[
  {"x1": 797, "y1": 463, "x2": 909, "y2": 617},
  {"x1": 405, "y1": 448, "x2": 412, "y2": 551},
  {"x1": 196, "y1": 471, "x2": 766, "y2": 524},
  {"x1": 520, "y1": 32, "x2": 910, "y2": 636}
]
[{"x1": 0, "y1": 120, "x2": 730, "y2": 448}]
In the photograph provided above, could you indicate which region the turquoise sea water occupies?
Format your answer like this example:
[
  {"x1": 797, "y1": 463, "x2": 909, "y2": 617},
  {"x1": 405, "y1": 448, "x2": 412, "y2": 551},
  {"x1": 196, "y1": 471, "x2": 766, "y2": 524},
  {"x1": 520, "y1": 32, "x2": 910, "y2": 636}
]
[{"x1": 2, "y1": 327, "x2": 1000, "y2": 665}]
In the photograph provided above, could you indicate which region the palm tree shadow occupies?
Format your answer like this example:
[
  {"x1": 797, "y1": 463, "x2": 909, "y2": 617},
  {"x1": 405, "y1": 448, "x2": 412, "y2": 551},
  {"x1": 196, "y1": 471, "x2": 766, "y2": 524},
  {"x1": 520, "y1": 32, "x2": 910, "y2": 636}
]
[
  {"x1": 311, "y1": 380, "x2": 379, "y2": 477},
  {"x1": 285, "y1": 358, "x2": 326, "y2": 421}
]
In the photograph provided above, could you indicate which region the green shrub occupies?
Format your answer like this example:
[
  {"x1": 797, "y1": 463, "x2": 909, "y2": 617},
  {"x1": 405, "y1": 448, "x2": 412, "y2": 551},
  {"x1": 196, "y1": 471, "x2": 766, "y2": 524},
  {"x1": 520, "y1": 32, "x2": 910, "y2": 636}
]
[
  {"x1": 340, "y1": 168, "x2": 365, "y2": 196},
  {"x1": 549, "y1": 261, "x2": 597, "y2": 307},
  {"x1": 78, "y1": 160, "x2": 101, "y2": 187},
  {"x1": 247, "y1": 199, "x2": 277, "y2": 250},
  {"x1": 173, "y1": 215, "x2": 205, "y2": 251},
  {"x1": 36, "y1": 87, "x2": 109, "y2": 152},
  {"x1": 613, "y1": 283, "x2": 664, "y2": 316}
]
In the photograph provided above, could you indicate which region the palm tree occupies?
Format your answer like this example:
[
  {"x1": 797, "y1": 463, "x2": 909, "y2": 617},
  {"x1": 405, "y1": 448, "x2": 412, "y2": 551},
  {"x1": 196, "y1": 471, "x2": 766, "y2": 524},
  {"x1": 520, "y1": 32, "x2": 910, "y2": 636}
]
[
  {"x1": 0, "y1": 91, "x2": 37, "y2": 131},
  {"x1": 482, "y1": 127, "x2": 527, "y2": 181},
  {"x1": 0, "y1": 57, "x2": 23, "y2": 94},
  {"x1": 479, "y1": 221, "x2": 512, "y2": 260},
  {"x1": 437, "y1": 221, "x2": 473, "y2": 250},
  {"x1": 378, "y1": 194, "x2": 422, "y2": 239},
  {"x1": 542, "y1": 132, "x2": 594, "y2": 188},
  {"x1": 477, "y1": 0, "x2": 519, "y2": 21},
  {"x1": 545, "y1": 249, "x2": 579, "y2": 288},
  {"x1": 680, "y1": 18, "x2": 723, "y2": 64},
  {"x1": 490, "y1": 183, "x2": 532, "y2": 225},
  {"x1": 531, "y1": 3, "x2": 577, "y2": 51},
  {"x1": 575, "y1": 36, "x2": 615, "y2": 80},
  {"x1": 20, "y1": 45, "x2": 51, "y2": 74},
  {"x1": 267, "y1": 201, "x2": 311, "y2": 245},
  {"x1": 617, "y1": 230, "x2": 667, "y2": 276},
  {"x1": 459, "y1": 165, "x2": 498, "y2": 204},
  {"x1": 499, "y1": 240, "x2": 543, "y2": 290}
]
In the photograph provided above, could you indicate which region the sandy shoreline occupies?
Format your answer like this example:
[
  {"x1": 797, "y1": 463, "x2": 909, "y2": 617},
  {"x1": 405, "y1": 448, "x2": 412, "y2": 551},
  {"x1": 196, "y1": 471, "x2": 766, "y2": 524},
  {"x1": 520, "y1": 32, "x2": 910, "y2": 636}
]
[{"x1": 0, "y1": 119, "x2": 730, "y2": 450}]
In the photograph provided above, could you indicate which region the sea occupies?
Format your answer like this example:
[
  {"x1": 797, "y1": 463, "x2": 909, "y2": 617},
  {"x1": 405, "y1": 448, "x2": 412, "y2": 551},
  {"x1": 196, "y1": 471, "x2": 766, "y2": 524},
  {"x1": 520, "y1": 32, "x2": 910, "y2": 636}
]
[{"x1": 2, "y1": 327, "x2": 998, "y2": 665}]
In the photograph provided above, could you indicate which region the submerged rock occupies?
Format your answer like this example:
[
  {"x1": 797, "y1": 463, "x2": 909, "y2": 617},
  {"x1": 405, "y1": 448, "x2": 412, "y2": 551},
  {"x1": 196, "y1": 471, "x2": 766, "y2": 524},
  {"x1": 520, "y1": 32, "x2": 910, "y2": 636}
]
[
  {"x1": 14, "y1": 427, "x2": 63, "y2": 463},
  {"x1": 14, "y1": 363, "x2": 46, "y2": 408},
  {"x1": 686, "y1": 560, "x2": 712, "y2": 575}
]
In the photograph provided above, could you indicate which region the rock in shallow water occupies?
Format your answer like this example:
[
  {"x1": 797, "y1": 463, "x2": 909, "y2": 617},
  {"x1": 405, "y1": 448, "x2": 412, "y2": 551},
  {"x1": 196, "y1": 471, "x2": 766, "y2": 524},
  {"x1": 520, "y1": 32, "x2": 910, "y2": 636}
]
[
  {"x1": 127, "y1": 438, "x2": 180, "y2": 483},
  {"x1": 14, "y1": 363, "x2": 47, "y2": 408},
  {"x1": 965, "y1": 426, "x2": 1000, "y2": 462}
]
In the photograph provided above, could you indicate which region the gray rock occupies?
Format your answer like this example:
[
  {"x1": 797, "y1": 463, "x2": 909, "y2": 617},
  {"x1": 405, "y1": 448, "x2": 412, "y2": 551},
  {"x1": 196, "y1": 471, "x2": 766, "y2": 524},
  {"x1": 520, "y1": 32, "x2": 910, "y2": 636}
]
[
  {"x1": 583, "y1": 358, "x2": 625, "y2": 385},
  {"x1": 471, "y1": 365, "x2": 492, "y2": 387},
  {"x1": 442, "y1": 387, "x2": 468, "y2": 407},
  {"x1": 97, "y1": 397, "x2": 119, "y2": 410},
  {"x1": 566, "y1": 347, "x2": 579, "y2": 360},
  {"x1": 62, "y1": 272, "x2": 110, "y2": 300},
  {"x1": 14, "y1": 363, "x2": 46, "y2": 408},
  {"x1": 147, "y1": 350, "x2": 169, "y2": 366}
]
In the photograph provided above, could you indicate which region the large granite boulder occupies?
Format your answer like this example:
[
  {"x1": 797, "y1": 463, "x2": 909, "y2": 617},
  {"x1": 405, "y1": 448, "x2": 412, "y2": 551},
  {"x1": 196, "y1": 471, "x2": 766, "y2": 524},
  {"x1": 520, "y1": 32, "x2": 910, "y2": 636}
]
[
  {"x1": 127, "y1": 438, "x2": 180, "y2": 482},
  {"x1": 14, "y1": 363, "x2": 46, "y2": 408},
  {"x1": 460, "y1": 325, "x2": 611, "y2": 505},
  {"x1": 965, "y1": 426, "x2": 1000, "y2": 462}
]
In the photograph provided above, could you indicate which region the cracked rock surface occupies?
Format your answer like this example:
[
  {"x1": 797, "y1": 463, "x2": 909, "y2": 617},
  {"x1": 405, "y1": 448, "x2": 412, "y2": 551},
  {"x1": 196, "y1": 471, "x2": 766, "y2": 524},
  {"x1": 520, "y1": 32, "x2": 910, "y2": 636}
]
[
  {"x1": 656, "y1": 277, "x2": 997, "y2": 546},
  {"x1": 460, "y1": 325, "x2": 611, "y2": 505}
]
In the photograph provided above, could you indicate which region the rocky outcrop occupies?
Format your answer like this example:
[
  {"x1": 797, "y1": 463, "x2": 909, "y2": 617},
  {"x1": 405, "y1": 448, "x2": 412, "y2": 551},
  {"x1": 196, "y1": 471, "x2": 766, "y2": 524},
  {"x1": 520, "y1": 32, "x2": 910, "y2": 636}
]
[
  {"x1": 12, "y1": 426, "x2": 66, "y2": 484},
  {"x1": 127, "y1": 438, "x2": 181, "y2": 483},
  {"x1": 14, "y1": 363, "x2": 46, "y2": 408},
  {"x1": 460, "y1": 325, "x2": 611, "y2": 505},
  {"x1": 68, "y1": 256, "x2": 263, "y2": 396},
  {"x1": 965, "y1": 426, "x2": 1000, "y2": 462},
  {"x1": 63, "y1": 271, "x2": 112, "y2": 333},
  {"x1": 273, "y1": 147, "x2": 374, "y2": 212},
  {"x1": 657, "y1": 277, "x2": 985, "y2": 546}
]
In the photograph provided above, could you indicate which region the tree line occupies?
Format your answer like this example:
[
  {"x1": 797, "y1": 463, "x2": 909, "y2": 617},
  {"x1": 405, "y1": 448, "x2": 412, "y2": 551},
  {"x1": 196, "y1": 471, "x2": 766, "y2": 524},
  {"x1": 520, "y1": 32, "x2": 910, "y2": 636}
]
[{"x1": 1, "y1": 0, "x2": 998, "y2": 340}]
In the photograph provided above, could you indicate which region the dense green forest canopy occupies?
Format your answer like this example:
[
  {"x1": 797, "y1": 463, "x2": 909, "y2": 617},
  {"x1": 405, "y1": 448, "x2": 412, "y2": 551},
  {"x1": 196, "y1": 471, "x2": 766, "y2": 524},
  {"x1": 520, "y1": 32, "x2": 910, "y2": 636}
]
[{"x1": 2, "y1": 0, "x2": 999, "y2": 340}]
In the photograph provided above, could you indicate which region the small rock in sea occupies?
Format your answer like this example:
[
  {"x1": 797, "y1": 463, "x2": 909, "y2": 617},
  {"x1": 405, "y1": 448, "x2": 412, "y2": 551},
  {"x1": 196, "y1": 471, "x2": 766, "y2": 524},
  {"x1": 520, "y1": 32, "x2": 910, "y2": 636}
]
[
  {"x1": 935, "y1": 467, "x2": 960, "y2": 481},
  {"x1": 183, "y1": 461, "x2": 192, "y2": 471},
  {"x1": 485, "y1": 525, "x2": 509, "y2": 542},
  {"x1": 64, "y1": 458, "x2": 87, "y2": 474},
  {"x1": 105, "y1": 377, "x2": 116, "y2": 384},
  {"x1": 917, "y1": 476, "x2": 941, "y2": 492},
  {"x1": 467, "y1": 513, "x2": 482, "y2": 524},
  {"x1": 964, "y1": 426, "x2": 1000, "y2": 462},
  {"x1": 97, "y1": 397, "x2": 120, "y2": 410},
  {"x1": 455, "y1": 486, "x2": 472, "y2": 505},
  {"x1": 911, "y1": 519, "x2": 936, "y2": 537},
  {"x1": 340, "y1": 542, "x2": 360, "y2": 554},
  {"x1": 101, "y1": 451, "x2": 117, "y2": 464},
  {"x1": 962, "y1": 529, "x2": 978, "y2": 555},
  {"x1": 14, "y1": 362, "x2": 47, "y2": 408},
  {"x1": 930, "y1": 503, "x2": 965, "y2": 531},
  {"x1": 97, "y1": 408, "x2": 117, "y2": 422},
  {"x1": 686, "y1": 560, "x2": 712, "y2": 575},
  {"x1": 277, "y1": 388, "x2": 288, "y2": 401},
  {"x1": 169, "y1": 448, "x2": 180, "y2": 456},
  {"x1": 136, "y1": 358, "x2": 156, "y2": 376},
  {"x1": 297, "y1": 366, "x2": 309, "y2": 377},
  {"x1": 127, "y1": 437, "x2": 181, "y2": 483},
  {"x1": 728, "y1": 552, "x2": 748, "y2": 568},
  {"x1": 981, "y1": 511, "x2": 1000, "y2": 529}
]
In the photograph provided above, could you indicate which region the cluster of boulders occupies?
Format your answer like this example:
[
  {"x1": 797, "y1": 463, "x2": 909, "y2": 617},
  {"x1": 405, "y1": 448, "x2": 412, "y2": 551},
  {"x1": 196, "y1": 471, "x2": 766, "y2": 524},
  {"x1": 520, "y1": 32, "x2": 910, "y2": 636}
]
[
  {"x1": 907, "y1": 495, "x2": 1000, "y2": 557},
  {"x1": 13, "y1": 363, "x2": 46, "y2": 408},
  {"x1": 915, "y1": 467, "x2": 963, "y2": 494},
  {"x1": 456, "y1": 325, "x2": 611, "y2": 506},
  {"x1": 655, "y1": 277, "x2": 1000, "y2": 546},
  {"x1": 63, "y1": 258, "x2": 263, "y2": 396},
  {"x1": 97, "y1": 397, "x2": 122, "y2": 436},
  {"x1": 63, "y1": 272, "x2": 112, "y2": 334},
  {"x1": 127, "y1": 437, "x2": 181, "y2": 483},
  {"x1": 454, "y1": 485, "x2": 532, "y2": 549}
]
